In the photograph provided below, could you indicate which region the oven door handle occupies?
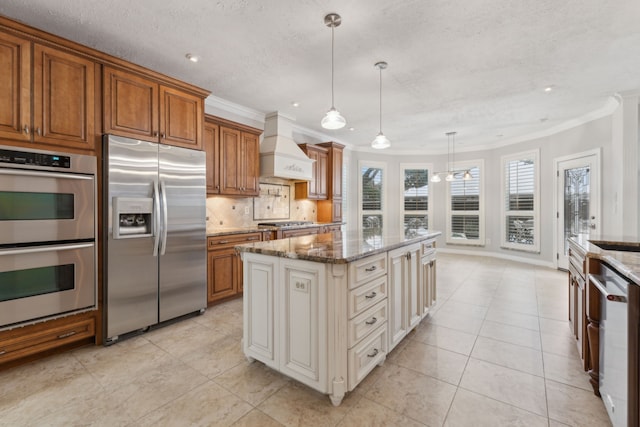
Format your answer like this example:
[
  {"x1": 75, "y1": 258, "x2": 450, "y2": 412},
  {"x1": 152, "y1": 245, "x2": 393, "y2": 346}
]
[
  {"x1": 152, "y1": 180, "x2": 161, "y2": 257},
  {"x1": 0, "y1": 169, "x2": 93, "y2": 180},
  {"x1": 589, "y1": 274, "x2": 627, "y2": 303},
  {"x1": 0, "y1": 242, "x2": 94, "y2": 256},
  {"x1": 159, "y1": 179, "x2": 168, "y2": 256}
]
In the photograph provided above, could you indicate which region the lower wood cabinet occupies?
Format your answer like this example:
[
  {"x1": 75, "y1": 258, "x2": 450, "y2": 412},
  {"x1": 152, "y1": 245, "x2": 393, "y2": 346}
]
[{"x1": 207, "y1": 232, "x2": 262, "y2": 305}]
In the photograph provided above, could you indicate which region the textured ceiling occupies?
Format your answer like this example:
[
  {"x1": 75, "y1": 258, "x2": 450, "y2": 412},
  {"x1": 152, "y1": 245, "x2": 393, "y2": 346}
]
[{"x1": 2, "y1": 0, "x2": 640, "y2": 153}]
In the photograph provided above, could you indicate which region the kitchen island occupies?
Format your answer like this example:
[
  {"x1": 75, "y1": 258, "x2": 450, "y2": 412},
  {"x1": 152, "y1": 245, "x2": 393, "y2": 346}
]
[{"x1": 236, "y1": 229, "x2": 440, "y2": 406}]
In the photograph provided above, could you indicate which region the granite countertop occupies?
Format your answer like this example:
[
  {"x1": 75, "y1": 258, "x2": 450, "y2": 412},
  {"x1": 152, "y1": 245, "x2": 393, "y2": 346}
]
[
  {"x1": 569, "y1": 234, "x2": 640, "y2": 284},
  {"x1": 235, "y1": 229, "x2": 441, "y2": 264},
  {"x1": 207, "y1": 222, "x2": 344, "y2": 237}
]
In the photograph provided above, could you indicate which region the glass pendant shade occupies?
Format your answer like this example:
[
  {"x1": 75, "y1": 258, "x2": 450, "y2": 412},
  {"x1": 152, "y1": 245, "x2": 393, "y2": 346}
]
[
  {"x1": 463, "y1": 170, "x2": 472, "y2": 180},
  {"x1": 431, "y1": 174, "x2": 442, "y2": 183},
  {"x1": 445, "y1": 172, "x2": 455, "y2": 181},
  {"x1": 371, "y1": 132, "x2": 390, "y2": 149},
  {"x1": 321, "y1": 107, "x2": 346, "y2": 130}
]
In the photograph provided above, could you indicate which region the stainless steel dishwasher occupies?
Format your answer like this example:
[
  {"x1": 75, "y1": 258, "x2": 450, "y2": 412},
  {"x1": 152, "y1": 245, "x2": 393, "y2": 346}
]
[{"x1": 590, "y1": 265, "x2": 629, "y2": 427}]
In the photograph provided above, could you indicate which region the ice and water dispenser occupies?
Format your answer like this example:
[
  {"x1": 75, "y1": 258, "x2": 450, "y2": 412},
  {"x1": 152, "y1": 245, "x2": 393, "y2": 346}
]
[{"x1": 112, "y1": 197, "x2": 153, "y2": 239}]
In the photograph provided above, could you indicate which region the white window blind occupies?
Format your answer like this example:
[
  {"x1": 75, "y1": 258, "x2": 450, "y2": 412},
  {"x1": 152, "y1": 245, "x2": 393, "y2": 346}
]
[
  {"x1": 446, "y1": 160, "x2": 484, "y2": 245},
  {"x1": 501, "y1": 150, "x2": 539, "y2": 252},
  {"x1": 360, "y1": 163, "x2": 385, "y2": 231},
  {"x1": 401, "y1": 164, "x2": 431, "y2": 237}
]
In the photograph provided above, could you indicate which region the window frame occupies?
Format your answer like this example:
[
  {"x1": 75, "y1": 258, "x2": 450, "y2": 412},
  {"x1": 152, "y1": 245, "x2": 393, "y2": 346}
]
[
  {"x1": 399, "y1": 163, "x2": 433, "y2": 237},
  {"x1": 445, "y1": 159, "x2": 485, "y2": 246},
  {"x1": 358, "y1": 160, "x2": 387, "y2": 234},
  {"x1": 500, "y1": 149, "x2": 540, "y2": 252}
]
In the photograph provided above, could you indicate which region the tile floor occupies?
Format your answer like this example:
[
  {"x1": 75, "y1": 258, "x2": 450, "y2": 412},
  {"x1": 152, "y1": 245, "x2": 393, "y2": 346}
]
[{"x1": 0, "y1": 254, "x2": 613, "y2": 426}]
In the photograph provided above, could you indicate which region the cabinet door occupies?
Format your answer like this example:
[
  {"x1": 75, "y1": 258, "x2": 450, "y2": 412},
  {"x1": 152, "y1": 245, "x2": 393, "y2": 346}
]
[
  {"x1": 0, "y1": 32, "x2": 30, "y2": 142},
  {"x1": 241, "y1": 132, "x2": 259, "y2": 196},
  {"x1": 207, "y1": 247, "x2": 239, "y2": 304},
  {"x1": 388, "y1": 249, "x2": 407, "y2": 351},
  {"x1": 204, "y1": 121, "x2": 220, "y2": 194},
  {"x1": 407, "y1": 246, "x2": 421, "y2": 330},
  {"x1": 33, "y1": 44, "x2": 95, "y2": 150},
  {"x1": 421, "y1": 253, "x2": 436, "y2": 317},
  {"x1": 219, "y1": 126, "x2": 243, "y2": 195},
  {"x1": 103, "y1": 66, "x2": 159, "y2": 141},
  {"x1": 159, "y1": 85, "x2": 203, "y2": 149},
  {"x1": 331, "y1": 146, "x2": 343, "y2": 199},
  {"x1": 316, "y1": 150, "x2": 328, "y2": 199}
]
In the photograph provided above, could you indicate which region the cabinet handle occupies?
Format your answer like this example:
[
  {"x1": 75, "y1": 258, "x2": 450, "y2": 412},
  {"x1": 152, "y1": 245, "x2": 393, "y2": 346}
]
[
  {"x1": 57, "y1": 331, "x2": 77, "y2": 339},
  {"x1": 215, "y1": 185, "x2": 220, "y2": 190},
  {"x1": 23, "y1": 124, "x2": 30, "y2": 134},
  {"x1": 365, "y1": 316, "x2": 377, "y2": 325},
  {"x1": 406, "y1": 252, "x2": 412, "y2": 260},
  {"x1": 365, "y1": 291, "x2": 377, "y2": 299},
  {"x1": 219, "y1": 240, "x2": 229, "y2": 244},
  {"x1": 246, "y1": 236, "x2": 259, "y2": 241},
  {"x1": 36, "y1": 127, "x2": 41, "y2": 136},
  {"x1": 367, "y1": 348, "x2": 379, "y2": 358},
  {"x1": 161, "y1": 132, "x2": 166, "y2": 139},
  {"x1": 0, "y1": 349, "x2": 6, "y2": 356},
  {"x1": 365, "y1": 265, "x2": 377, "y2": 272}
]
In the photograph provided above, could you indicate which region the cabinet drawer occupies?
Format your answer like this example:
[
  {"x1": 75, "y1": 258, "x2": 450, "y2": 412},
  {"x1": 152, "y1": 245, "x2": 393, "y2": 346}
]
[
  {"x1": 208, "y1": 232, "x2": 262, "y2": 251},
  {"x1": 421, "y1": 239, "x2": 436, "y2": 257},
  {"x1": 348, "y1": 300, "x2": 387, "y2": 347},
  {"x1": 348, "y1": 275, "x2": 387, "y2": 319},
  {"x1": 0, "y1": 317, "x2": 95, "y2": 364},
  {"x1": 349, "y1": 253, "x2": 387, "y2": 289},
  {"x1": 348, "y1": 324, "x2": 387, "y2": 390}
]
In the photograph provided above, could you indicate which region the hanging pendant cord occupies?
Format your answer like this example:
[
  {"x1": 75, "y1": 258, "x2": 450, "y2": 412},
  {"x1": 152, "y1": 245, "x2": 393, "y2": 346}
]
[
  {"x1": 379, "y1": 66, "x2": 382, "y2": 134},
  {"x1": 331, "y1": 23, "x2": 335, "y2": 108}
]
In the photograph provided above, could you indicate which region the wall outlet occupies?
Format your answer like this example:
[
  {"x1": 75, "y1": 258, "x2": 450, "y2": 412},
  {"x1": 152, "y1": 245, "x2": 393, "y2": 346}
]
[{"x1": 244, "y1": 206, "x2": 250, "y2": 215}]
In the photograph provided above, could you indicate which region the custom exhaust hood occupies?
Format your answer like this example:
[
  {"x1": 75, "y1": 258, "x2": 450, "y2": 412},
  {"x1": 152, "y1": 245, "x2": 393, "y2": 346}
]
[{"x1": 260, "y1": 112, "x2": 314, "y2": 181}]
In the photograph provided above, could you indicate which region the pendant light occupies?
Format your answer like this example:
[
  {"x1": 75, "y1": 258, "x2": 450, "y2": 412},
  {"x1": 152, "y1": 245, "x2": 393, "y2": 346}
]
[
  {"x1": 431, "y1": 131, "x2": 472, "y2": 182},
  {"x1": 321, "y1": 13, "x2": 346, "y2": 130},
  {"x1": 371, "y1": 61, "x2": 390, "y2": 149}
]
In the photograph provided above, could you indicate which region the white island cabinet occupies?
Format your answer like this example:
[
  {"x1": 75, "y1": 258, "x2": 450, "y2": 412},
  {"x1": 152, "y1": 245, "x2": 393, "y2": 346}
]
[{"x1": 239, "y1": 230, "x2": 440, "y2": 406}]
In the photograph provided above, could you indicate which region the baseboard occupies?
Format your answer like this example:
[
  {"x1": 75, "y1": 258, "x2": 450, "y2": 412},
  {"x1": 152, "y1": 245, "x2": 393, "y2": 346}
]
[{"x1": 437, "y1": 247, "x2": 556, "y2": 269}]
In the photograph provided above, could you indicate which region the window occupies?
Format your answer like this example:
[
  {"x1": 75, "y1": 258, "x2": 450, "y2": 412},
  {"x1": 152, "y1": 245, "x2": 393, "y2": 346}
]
[
  {"x1": 501, "y1": 150, "x2": 539, "y2": 252},
  {"x1": 446, "y1": 159, "x2": 484, "y2": 245},
  {"x1": 401, "y1": 164, "x2": 432, "y2": 237},
  {"x1": 359, "y1": 161, "x2": 386, "y2": 236}
]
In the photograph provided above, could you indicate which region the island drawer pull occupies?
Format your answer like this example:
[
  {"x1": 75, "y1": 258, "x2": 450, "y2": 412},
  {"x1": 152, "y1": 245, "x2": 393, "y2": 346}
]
[
  {"x1": 57, "y1": 331, "x2": 77, "y2": 339},
  {"x1": 367, "y1": 348, "x2": 379, "y2": 358},
  {"x1": 0, "y1": 349, "x2": 6, "y2": 356},
  {"x1": 365, "y1": 291, "x2": 377, "y2": 299},
  {"x1": 365, "y1": 316, "x2": 377, "y2": 325},
  {"x1": 365, "y1": 265, "x2": 377, "y2": 272},
  {"x1": 218, "y1": 240, "x2": 229, "y2": 244},
  {"x1": 246, "y1": 236, "x2": 259, "y2": 241}
]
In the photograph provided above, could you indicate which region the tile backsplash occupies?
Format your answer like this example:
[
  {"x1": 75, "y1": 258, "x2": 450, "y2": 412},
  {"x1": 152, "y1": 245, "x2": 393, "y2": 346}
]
[{"x1": 206, "y1": 179, "x2": 317, "y2": 231}]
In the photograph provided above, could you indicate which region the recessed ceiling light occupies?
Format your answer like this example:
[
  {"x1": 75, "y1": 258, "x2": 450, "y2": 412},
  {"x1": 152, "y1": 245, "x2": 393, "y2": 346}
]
[
  {"x1": 544, "y1": 85, "x2": 554, "y2": 92},
  {"x1": 349, "y1": 127, "x2": 355, "y2": 131},
  {"x1": 291, "y1": 102, "x2": 300, "y2": 107},
  {"x1": 540, "y1": 117, "x2": 549, "y2": 122},
  {"x1": 497, "y1": 134, "x2": 504, "y2": 137},
  {"x1": 185, "y1": 53, "x2": 199, "y2": 63}
]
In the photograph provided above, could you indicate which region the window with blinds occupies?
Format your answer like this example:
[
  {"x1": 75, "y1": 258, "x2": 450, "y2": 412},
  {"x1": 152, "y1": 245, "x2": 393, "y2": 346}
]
[
  {"x1": 446, "y1": 160, "x2": 484, "y2": 245},
  {"x1": 360, "y1": 162, "x2": 385, "y2": 235},
  {"x1": 401, "y1": 165, "x2": 431, "y2": 237},
  {"x1": 501, "y1": 150, "x2": 539, "y2": 252}
]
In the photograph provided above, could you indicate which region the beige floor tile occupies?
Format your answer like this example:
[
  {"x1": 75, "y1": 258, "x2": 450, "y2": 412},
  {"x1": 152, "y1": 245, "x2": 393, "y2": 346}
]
[
  {"x1": 444, "y1": 388, "x2": 548, "y2": 427},
  {"x1": 395, "y1": 340, "x2": 469, "y2": 385},
  {"x1": 470, "y1": 336, "x2": 543, "y2": 376},
  {"x1": 258, "y1": 381, "x2": 362, "y2": 427},
  {"x1": 538, "y1": 303, "x2": 569, "y2": 321},
  {"x1": 448, "y1": 292, "x2": 495, "y2": 307},
  {"x1": 543, "y1": 352, "x2": 591, "y2": 390},
  {"x1": 215, "y1": 360, "x2": 290, "y2": 406},
  {"x1": 434, "y1": 300, "x2": 489, "y2": 319},
  {"x1": 489, "y1": 297, "x2": 539, "y2": 316},
  {"x1": 411, "y1": 322, "x2": 477, "y2": 355},
  {"x1": 459, "y1": 358, "x2": 547, "y2": 416},
  {"x1": 337, "y1": 396, "x2": 425, "y2": 427},
  {"x1": 365, "y1": 365, "x2": 457, "y2": 427},
  {"x1": 231, "y1": 409, "x2": 285, "y2": 427},
  {"x1": 485, "y1": 307, "x2": 540, "y2": 331},
  {"x1": 479, "y1": 320, "x2": 541, "y2": 350},
  {"x1": 546, "y1": 379, "x2": 612, "y2": 427},
  {"x1": 136, "y1": 380, "x2": 252, "y2": 426},
  {"x1": 539, "y1": 317, "x2": 573, "y2": 337},
  {"x1": 145, "y1": 318, "x2": 228, "y2": 358},
  {"x1": 541, "y1": 332, "x2": 579, "y2": 358},
  {"x1": 548, "y1": 420, "x2": 572, "y2": 427},
  {"x1": 181, "y1": 333, "x2": 247, "y2": 378},
  {"x1": 427, "y1": 311, "x2": 485, "y2": 335}
]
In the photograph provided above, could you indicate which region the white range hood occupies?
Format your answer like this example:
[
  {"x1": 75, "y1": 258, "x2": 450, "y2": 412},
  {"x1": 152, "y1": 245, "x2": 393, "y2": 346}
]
[{"x1": 260, "y1": 112, "x2": 314, "y2": 181}]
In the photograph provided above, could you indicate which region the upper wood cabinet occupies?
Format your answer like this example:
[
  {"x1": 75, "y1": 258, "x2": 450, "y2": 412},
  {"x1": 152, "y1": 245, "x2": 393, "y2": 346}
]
[
  {"x1": 295, "y1": 144, "x2": 329, "y2": 200},
  {"x1": 104, "y1": 66, "x2": 203, "y2": 150},
  {"x1": 204, "y1": 114, "x2": 261, "y2": 197},
  {"x1": 317, "y1": 142, "x2": 345, "y2": 223},
  {"x1": 0, "y1": 32, "x2": 95, "y2": 151}
]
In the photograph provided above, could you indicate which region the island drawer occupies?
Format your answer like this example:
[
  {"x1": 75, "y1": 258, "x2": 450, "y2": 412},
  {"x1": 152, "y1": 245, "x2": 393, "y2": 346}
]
[
  {"x1": 208, "y1": 232, "x2": 262, "y2": 250},
  {"x1": 421, "y1": 239, "x2": 436, "y2": 257},
  {"x1": 348, "y1": 253, "x2": 387, "y2": 289},
  {"x1": 348, "y1": 300, "x2": 387, "y2": 348},
  {"x1": 348, "y1": 324, "x2": 387, "y2": 390},
  {"x1": 348, "y1": 275, "x2": 387, "y2": 319}
]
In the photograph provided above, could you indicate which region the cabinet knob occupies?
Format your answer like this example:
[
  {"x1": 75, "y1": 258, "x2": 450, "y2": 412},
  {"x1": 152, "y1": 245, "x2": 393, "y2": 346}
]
[
  {"x1": 36, "y1": 127, "x2": 41, "y2": 136},
  {"x1": 215, "y1": 185, "x2": 220, "y2": 190},
  {"x1": 0, "y1": 349, "x2": 6, "y2": 356},
  {"x1": 153, "y1": 131, "x2": 158, "y2": 137},
  {"x1": 161, "y1": 132, "x2": 166, "y2": 139},
  {"x1": 23, "y1": 124, "x2": 30, "y2": 134}
]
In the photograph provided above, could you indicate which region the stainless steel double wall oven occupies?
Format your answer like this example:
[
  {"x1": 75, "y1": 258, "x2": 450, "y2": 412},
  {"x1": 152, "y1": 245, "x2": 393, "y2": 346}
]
[{"x1": 0, "y1": 145, "x2": 97, "y2": 329}]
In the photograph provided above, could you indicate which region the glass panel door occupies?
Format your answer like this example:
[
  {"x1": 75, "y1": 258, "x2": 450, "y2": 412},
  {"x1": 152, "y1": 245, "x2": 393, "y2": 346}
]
[{"x1": 564, "y1": 166, "x2": 591, "y2": 255}]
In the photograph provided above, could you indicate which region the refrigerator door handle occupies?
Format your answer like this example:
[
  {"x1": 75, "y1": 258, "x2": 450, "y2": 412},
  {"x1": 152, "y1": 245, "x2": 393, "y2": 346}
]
[
  {"x1": 152, "y1": 180, "x2": 161, "y2": 257},
  {"x1": 160, "y1": 179, "x2": 169, "y2": 256}
]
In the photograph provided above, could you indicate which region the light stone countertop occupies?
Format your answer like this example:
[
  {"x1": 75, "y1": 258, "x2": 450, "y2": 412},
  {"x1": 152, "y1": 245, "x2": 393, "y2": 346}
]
[
  {"x1": 206, "y1": 222, "x2": 344, "y2": 237},
  {"x1": 569, "y1": 234, "x2": 640, "y2": 285},
  {"x1": 235, "y1": 229, "x2": 441, "y2": 264}
]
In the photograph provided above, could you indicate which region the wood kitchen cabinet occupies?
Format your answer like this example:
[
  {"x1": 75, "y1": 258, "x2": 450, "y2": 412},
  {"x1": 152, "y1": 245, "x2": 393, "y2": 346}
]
[
  {"x1": 204, "y1": 115, "x2": 261, "y2": 197},
  {"x1": 295, "y1": 144, "x2": 329, "y2": 200},
  {"x1": 0, "y1": 31, "x2": 96, "y2": 151},
  {"x1": 103, "y1": 66, "x2": 203, "y2": 150},
  {"x1": 317, "y1": 142, "x2": 345, "y2": 223},
  {"x1": 207, "y1": 232, "x2": 262, "y2": 305},
  {"x1": 568, "y1": 240, "x2": 589, "y2": 370}
]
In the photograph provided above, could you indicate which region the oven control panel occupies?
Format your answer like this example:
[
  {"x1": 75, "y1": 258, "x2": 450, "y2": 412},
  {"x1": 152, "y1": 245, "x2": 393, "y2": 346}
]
[{"x1": 0, "y1": 148, "x2": 70, "y2": 168}]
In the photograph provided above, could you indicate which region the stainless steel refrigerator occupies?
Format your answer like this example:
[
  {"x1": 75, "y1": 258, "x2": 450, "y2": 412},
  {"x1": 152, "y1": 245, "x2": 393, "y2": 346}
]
[{"x1": 103, "y1": 135, "x2": 206, "y2": 343}]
